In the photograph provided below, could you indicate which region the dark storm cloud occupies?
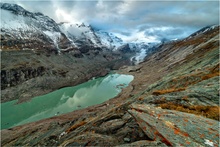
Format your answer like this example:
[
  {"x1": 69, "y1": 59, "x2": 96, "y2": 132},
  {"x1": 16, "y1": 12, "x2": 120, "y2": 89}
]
[{"x1": 2, "y1": 0, "x2": 219, "y2": 41}]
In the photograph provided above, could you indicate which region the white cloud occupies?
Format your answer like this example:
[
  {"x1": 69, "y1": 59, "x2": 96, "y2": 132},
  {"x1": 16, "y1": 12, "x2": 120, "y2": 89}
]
[{"x1": 114, "y1": 30, "x2": 160, "y2": 43}]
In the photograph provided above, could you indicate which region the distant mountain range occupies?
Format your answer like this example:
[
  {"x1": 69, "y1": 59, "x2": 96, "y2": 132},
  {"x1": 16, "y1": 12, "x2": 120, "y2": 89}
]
[
  {"x1": 1, "y1": 3, "x2": 166, "y2": 64},
  {"x1": 0, "y1": 3, "x2": 121, "y2": 51}
]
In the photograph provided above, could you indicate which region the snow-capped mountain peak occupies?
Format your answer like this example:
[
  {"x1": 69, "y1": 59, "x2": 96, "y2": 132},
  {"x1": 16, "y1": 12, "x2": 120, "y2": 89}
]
[
  {"x1": 1, "y1": 3, "x2": 72, "y2": 52},
  {"x1": 58, "y1": 22, "x2": 124, "y2": 50},
  {"x1": 0, "y1": 3, "x2": 29, "y2": 16}
]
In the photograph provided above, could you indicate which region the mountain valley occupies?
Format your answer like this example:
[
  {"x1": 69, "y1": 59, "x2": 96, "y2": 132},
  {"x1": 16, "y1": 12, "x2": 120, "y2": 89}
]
[
  {"x1": 0, "y1": 2, "x2": 219, "y2": 147},
  {"x1": 1, "y1": 3, "x2": 142, "y2": 103}
]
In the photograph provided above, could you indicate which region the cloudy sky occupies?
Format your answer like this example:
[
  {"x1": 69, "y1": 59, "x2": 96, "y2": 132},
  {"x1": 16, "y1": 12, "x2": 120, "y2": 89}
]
[{"x1": 2, "y1": 0, "x2": 219, "y2": 42}]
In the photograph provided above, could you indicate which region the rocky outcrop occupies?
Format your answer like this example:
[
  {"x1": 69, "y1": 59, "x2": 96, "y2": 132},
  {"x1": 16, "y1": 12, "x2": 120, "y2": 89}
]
[
  {"x1": 0, "y1": 32, "x2": 54, "y2": 51},
  {"x1": 129, "y1": 104, "x2": 219, "y2": 146},
  {"x1": 117, "y1": 44, "x2": 133, "y2": 53},
  {"x1": 1, "y1": 66, "x2": 46, "y2": 89}
]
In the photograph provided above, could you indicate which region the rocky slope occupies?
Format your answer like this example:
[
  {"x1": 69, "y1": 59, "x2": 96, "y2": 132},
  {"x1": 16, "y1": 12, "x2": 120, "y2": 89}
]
[{"x1": 1, "y1": 25, "x2": 219, "y2": 146}]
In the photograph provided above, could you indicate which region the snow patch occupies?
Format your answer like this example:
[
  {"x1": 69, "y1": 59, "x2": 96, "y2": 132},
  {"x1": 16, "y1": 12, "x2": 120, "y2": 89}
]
[
  {"x1": 204, "y1": 139, "x2": 214, "y2": 147},
  {"x1": 43, "y1": 31, "x2": 61, "y2": 50},
  {"x1": 59, "y1": 23, "x2": 88, "y2": 37},
  {"x1": 96, "y1": 30, "x2": 123, "y2": 50},
  {"x1": 1, "y1": 9, "x2": 31, "y2": 30}
]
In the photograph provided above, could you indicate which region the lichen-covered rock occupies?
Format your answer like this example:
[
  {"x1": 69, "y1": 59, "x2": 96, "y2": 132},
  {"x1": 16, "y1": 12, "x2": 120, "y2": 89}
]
[
  {"x1": 117, "y1": 140, "x2": 167, "y2": 147},
  {"x1": 129, "y1": 104, "x2": 219, "y2": 146}
]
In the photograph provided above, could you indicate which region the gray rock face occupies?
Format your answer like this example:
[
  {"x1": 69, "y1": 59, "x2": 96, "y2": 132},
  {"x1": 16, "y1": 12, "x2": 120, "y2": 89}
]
[
  {"x1": 1, "y1": 66, "x2": 46, "y2": 90},
  {"x1": 117, "y1": 44, "x2": 132, "y2": 53},
  {"x1": 129, "y1": 104, "x2": 219, "y2": 146}
]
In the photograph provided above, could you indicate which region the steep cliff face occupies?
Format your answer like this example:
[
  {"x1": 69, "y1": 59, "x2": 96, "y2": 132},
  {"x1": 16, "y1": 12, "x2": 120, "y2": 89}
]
[
  {"x1": 1, "y1": 25, "x2": 219, "y2": 146},
  {"x1": 1, "y1": 66, "x2": 46, "y2": 90}
]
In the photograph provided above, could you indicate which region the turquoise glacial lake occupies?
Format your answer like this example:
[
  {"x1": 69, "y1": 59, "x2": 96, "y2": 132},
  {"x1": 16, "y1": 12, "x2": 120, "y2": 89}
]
[{"x1": 1, "y1": 74, "x2": 133, "y2": 129}]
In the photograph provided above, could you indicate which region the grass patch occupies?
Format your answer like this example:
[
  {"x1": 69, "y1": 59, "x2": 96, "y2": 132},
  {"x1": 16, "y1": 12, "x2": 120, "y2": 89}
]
[
  {"x1": 201, "y1": 71, "x2": 219, "y2": 80},
  {"x1": 158, "y1": 102, "x2": 220, "y2": 121},
  {"x1": 66, "y1": 121, "x2": 86, "y2": 133},
  {"x1": 152, "y1": 88, "x2": 186, "y2": 95},
  {"x1": 152, "y1": 63, "x2": 219, "y2": 95}
]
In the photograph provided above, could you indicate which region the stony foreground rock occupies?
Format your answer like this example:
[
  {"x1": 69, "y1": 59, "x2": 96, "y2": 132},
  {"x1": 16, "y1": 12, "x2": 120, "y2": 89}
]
[{"x1": 129, "y1": 104, "x2": 219, "y2": 146}]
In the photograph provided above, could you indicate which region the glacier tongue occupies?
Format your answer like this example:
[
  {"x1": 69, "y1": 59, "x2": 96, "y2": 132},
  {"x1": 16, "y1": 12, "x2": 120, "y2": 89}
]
[{"x1": 132, "y1": 48, "x2": 147, "y2": 65}]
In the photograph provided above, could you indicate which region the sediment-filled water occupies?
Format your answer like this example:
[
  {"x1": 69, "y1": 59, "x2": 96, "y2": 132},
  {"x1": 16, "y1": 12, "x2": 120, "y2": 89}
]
[{"x1": 1, "y1": 74, "x2": 133, "y2": 129}]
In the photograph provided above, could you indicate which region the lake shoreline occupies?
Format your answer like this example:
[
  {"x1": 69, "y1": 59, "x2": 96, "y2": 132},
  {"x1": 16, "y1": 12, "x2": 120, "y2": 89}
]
[{"x1": 1, "y1": 73, "x2": 134, "y2": 130}]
